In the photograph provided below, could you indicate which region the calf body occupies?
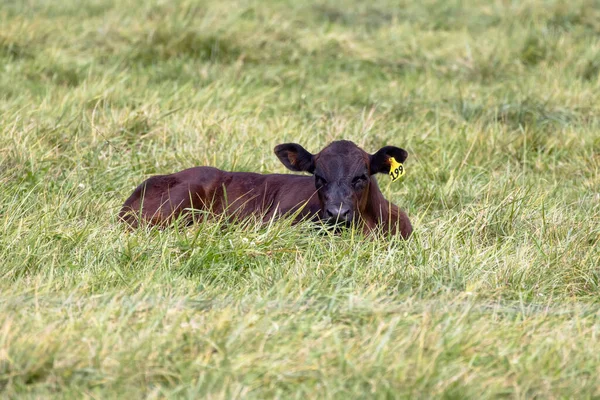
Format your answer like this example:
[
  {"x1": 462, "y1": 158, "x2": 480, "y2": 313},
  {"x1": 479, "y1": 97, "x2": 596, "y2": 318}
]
[
  {"x1": 120, "y1": 141, "x2": 412, "y2": 238},
  {"x1": 120, "y1": 168, "x2": 321, "y2": 227}
]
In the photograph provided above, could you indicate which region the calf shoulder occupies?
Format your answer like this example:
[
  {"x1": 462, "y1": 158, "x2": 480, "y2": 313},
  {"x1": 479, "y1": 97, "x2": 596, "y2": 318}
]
[{"x1": 363, "y1": 180, "x2": 412, "y2": 239}]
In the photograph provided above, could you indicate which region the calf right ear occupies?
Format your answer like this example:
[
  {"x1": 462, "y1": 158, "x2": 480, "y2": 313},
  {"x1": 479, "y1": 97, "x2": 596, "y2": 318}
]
[{"x1": 274, "y1": 143, "x2": 315, "y2": 173}]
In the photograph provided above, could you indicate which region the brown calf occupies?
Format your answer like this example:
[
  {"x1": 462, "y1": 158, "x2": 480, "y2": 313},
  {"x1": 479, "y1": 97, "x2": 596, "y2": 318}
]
[{"x1": 119, "y1": 140, "x2": 412, "y2": 238}]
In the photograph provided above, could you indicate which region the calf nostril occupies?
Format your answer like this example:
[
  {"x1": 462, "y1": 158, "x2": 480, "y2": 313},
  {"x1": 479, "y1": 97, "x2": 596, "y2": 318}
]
[
  {"x1": 325, "y1": 206, "x2": 351, "y2": 221},
  {"x1": 325, "y1": 208, "x2": 336, "y2": 219}
]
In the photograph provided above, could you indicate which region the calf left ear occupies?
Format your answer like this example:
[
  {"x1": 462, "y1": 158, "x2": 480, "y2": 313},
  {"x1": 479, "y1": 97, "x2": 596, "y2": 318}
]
[
  {"x1": 370, "y1": 146, "x2": 408, "y2": 175},
  {"x1": 274, "y1": 143, "x2": 315, "y2": 173}
]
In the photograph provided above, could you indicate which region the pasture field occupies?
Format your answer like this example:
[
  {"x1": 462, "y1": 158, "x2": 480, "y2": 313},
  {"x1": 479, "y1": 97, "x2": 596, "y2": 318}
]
[{"x1": 1, "y1": 0, "x2": 600, "y2": 397}]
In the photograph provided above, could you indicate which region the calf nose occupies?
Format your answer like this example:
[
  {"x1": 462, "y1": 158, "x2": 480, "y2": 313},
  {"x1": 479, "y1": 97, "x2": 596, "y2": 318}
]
[{"x1": 324, "y1": 205, "x2": 351, "y2": 221}]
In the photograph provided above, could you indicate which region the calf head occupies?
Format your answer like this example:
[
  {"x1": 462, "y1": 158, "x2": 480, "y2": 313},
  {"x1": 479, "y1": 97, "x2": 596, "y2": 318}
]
[{"x1": 275, "y1": 140, "x2": 408, "y2": 225}]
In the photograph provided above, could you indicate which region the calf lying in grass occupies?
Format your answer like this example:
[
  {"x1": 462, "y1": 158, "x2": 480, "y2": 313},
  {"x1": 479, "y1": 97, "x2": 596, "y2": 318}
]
[{"x1": 120, "y1": 140, "x2": 412, "y2": 238}]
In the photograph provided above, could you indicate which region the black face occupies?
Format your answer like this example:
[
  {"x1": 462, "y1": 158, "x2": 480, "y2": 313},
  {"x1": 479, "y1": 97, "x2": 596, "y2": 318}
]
[
  {"x1": 274, "y1": 140, "x2": 408, "y2": 226},
  {"x1": 313, "y1": 156, "x2": 370, "y2": 225}
]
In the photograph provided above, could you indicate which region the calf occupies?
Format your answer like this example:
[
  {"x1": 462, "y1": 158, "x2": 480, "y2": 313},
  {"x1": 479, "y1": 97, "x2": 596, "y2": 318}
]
[{"x1": 119, "y1": 140, "x2": 412, "y2": 238}]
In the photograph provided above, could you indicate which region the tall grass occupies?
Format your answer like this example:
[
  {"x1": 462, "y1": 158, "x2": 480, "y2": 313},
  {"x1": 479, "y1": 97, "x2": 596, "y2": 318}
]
[{"x1": 1, "y1": 0, "x2": 600, "y2": 397}]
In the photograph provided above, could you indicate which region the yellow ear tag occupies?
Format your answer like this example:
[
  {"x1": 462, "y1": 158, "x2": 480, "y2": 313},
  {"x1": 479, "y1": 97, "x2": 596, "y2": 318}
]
[{"x1": 388, "y1": 157, "x2": 405, "y2": 182}]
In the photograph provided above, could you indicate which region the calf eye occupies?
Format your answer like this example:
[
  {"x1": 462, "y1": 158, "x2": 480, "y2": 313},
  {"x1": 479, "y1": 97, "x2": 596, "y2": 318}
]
[
  {"x1": 315, "y1": 175, "x2": 327, "y2": 188},
  {"x1": 352, "y1": 175, "x2": 368, "y2": 189}
]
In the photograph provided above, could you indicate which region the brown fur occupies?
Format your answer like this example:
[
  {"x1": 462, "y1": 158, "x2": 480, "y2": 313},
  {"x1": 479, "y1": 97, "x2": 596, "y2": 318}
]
[{"x1": 119, "y1": 141, "x2": 412, "y2": 238}]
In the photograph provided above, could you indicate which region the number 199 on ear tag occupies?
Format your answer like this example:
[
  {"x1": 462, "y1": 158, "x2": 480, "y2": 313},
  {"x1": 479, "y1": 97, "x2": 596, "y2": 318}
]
[{"x1": 388, "y1": 157, "x2": 405, "y2": 182}]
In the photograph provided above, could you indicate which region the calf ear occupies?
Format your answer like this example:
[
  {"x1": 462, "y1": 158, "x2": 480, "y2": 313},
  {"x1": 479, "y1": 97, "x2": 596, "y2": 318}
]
[
  {"x1": 370, "y1": 146, "x2": 408, "y2": 175},
  {"x1": 274, "y1": 143, "x2": 315, "y2": 173}
]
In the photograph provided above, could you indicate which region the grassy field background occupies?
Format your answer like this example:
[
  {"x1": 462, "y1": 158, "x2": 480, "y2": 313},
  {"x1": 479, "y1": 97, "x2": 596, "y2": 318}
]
[{"x1": 1, "y1": 0, "x2": 600, "y2": 397}]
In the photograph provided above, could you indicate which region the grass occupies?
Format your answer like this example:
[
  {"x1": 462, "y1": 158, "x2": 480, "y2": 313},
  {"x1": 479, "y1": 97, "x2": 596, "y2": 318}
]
[{"x1": 1, "y1": 0, "x2": 600, "y2": 397}]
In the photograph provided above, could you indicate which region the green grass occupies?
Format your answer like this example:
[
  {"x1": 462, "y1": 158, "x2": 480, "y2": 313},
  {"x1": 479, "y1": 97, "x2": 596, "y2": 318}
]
[{"x1": 1, "y1": 0, "x2": 600, "y2": 397}]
